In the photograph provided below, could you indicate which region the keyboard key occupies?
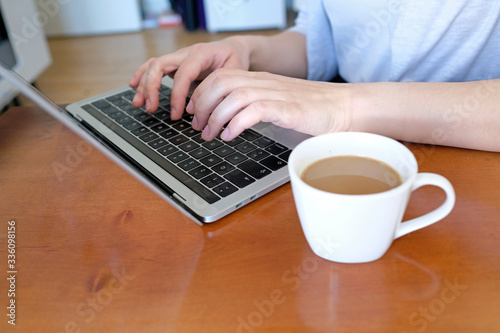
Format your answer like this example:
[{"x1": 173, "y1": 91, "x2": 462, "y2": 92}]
[
  {"x1": 191, "y1": 133, "x2": 206, "y2": 144},
  {"x1": 159, "y1": 97, "x2": 170, "y2": 108},
  {"x1": 106, "y1": 93, "x2": 125, "y2": 104},
  {"x1": 153, "y1": 110, "x2": 170, "y2": 121},
  {"x1": 151, "y1": 123, "x2": 170, "y2": 133},
  {"x1": 235, "y1": 142, "x2": 257, "y2": 154},
  {"x1": 278, "y1": 150, "x2": 292, "y2": 162},
  {"x1": 148, "y1": 138, "x2": 169, "y2": 149},
  {"x1": 213, "y1": 182, "x2": 238, "y2": 198},
  {"x1": 182, "y1": 127, "x2": 200, "y2": 137},
  {"x1": 200, "y1": 174, "x2": 225, "y2": 188},
  {"x1": 159, "y1": 128, "x2": 179, "y2": 139},
  {"x1": 200, "y1": 154, "x2": 223, "y2": 167},
  {"x1": 239, "y1": 129, "x2": 262, "y2": 141},
  {"x1": 225, "y1": 136, "x2": 244, "y2": 147},
  {"x1": 81, "y1": 104, "x2": 95, "y2": 112},
  {"x1": 99, "y1": 105, "x2": 119, "y2": 115},
  {"x1": 118, "y1": 119, "x2": 136, "y2": 130},
  {"x1": 123, "y1": 107, "x2": 144, "y2": 117},
  {"x1": 158, "y1": 87, "x2": 172, "y2": 100},
  {"x1": 167, "y1": 151, "x2": 189, "y2": 163},
  {"x1": 178, "y1": 158, "x2": 201, "y2": 171},
  {"x1": 120, "y1": 104, "x2": 137, "y2": 112},
  {"x1": 169, "y1": 134, "x2": 189, "y2": 145},
  {"x1": 172, "y1": 121, "x2": 190, "y2": 131},
  {"x1": 123, "y1": 120, "x2": 142, "y2": 131},
  {"x1": 224, "y1": 170, "x2": 255, "y2": 188},
  {"x1": 239, "y1": 160, "x2": 272, "y2": 179},
  {"x1": 92, "y1": 100, "x2": 110, "y2": 109},
  {"x1": 260, "y1": 156, "x2": 287, "y2": 171},
  {"x1": 225, "y1": 152, "x2": 248, "y2": 165},
  {"x1": 212, "y1": 161, "x2": 235, "y2": 175},
  {"x1": 266, "y1": 143, "x2": 288, "y2": 156},
  {"x1": 139, "y1": 132, "x2": 159, "y2": 143},
  {"x1": 189, "y1": 166, "x2": 211, "y2": 179},
  {"x1": 183, "y1": 113, "x2": 194, "y2": 122},
  {"x1": 121, "y1": 90, "x2": 136, "y2": 101},
  {"x1": 253, "y1": 137, "x2": 274, "y2": 148},
  {"x1": 131, "y1": 126, "x2": 149, "y2": 136},
  {"x1": 159, "y1": 85, "x2": 172, "y2": 95},
  {"x1": 114, "y1": 115, "x2": 132, "y2": 125},
  {"x1": 189, "y1": 147, "x2": 211, "y2": 159},
  {"x1": 113, "y1": 99, "x2": 130, "y2": 108},
  {"x1": 179, "y1": 141, "x2": 199, "y2": 152},
  {"x1": 214, "y1": 146, "x2": 236, "y2": 158},
  {"x1": 203, "y1": 140, "x2": 223, "y2": 150},
  {"x1": 135, "y1": 113, "x2": 153, "y2": 122},
  {"x1": 164, "y1": 117, "x2": 183, "y2": 126},
  {"x1": 157, "y1": 144, "x2": 178, "y2": 156},
  {"x1": 107, "y1": 110, "x2": 123, "y2": 119},
  {"x1": 247, "y1": 149, "x2": 270, "y2": 161},
  {"x1": 142, "y1": 118, "x2": 160, "y2": 127}
]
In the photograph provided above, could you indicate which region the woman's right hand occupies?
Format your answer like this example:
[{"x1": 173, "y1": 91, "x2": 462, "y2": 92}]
[{"x1": 129, "y1": 37, "x2": 251, "y2": 120}]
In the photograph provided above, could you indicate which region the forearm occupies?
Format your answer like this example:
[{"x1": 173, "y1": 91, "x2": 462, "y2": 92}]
[
  {"x1": 227, "y1": 31, "x2": 307, "y2": 79},
  {"x1": 350, "y1": 80, "x2": 500, "y2": 152}
]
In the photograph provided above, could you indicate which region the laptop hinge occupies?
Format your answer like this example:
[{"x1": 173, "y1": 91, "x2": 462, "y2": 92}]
[{"x1": 73, "y1": 113, "x2": 84, "y2": 122}]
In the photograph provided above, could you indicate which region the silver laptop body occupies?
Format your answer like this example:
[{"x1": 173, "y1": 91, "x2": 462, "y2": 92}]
[{"x1": 0, "y1": 61, "x2": 309, "y2": 224}]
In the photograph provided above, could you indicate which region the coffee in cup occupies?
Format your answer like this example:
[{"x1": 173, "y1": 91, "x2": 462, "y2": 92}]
[
  {"x1": 288, "y1": 132, "x2": 455, "y2": 263},
  {"x1": 301, "y1": 155, "x2": 402, "y2": 195}
]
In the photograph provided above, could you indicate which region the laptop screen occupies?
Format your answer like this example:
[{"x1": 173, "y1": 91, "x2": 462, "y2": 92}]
[{"x1": 0, "y1": 11, "x2": 16, "y2": 68}]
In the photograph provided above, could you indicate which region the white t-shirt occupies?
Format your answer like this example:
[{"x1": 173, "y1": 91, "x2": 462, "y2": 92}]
[{"x1": 291, "y1": 0, "x2": 500, "y2": 83}]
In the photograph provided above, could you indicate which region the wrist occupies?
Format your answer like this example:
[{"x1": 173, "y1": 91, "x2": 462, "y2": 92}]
[
  {"x1": 349, "y1": 83, "x2": 370, "y2": 133},
  {"x1": 349, "y1": 82, "x2": 396, "y2": 134},
  {"x1": 224, "y1": 35, "x2": 264, "y2": 71}
]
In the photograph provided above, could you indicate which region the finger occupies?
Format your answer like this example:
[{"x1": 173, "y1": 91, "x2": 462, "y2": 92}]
[
  {"x1": 133, "y1": 52, "x2": 187, "y2": 112},
  {"x1": 170, "y1": 50, "x2": 220, "y2": 120},
  {"x1": 129, "y1": 58, "x2": 154, "y2": 88},
  {"x1": 136, "y1": 60, "x2": 165, "y2": 112},
  {"x1": 201, "y1": 86, "x2": 278, "y2": 141},
  {"x1": 221, "y1": 100, "x2": 289, "y2": 141},
  {"x1": 130, "y1": 58, "x2": 156, "y2": 108},
  {"x1": 190, "y1": 69, "x2": 262, "y2": 131}
]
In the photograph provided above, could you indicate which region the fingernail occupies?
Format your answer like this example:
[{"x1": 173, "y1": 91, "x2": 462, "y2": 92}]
[
  {"x1": 221, "y1": 127, "x2": 231, "y2": 141},
  {"x1": 192, "y1": 116, "x2": 199, "y2": 129},
  {"x1": 186, "y1": 100, "x2": 193, "y2": 113},
  {"x1": 202, "y1": 125, "x2": 210, "y2": 139},
  {"x1": 146, "y1": 99, "x2": 151, "y2": 111},
  {"x1": 132, "y1": 95, "x2": 139, "y2": 104}
]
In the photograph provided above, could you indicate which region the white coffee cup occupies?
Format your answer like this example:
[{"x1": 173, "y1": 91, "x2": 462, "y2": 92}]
[{"x1": 288, "y1": 132, "x2": 455, "y2": 263}]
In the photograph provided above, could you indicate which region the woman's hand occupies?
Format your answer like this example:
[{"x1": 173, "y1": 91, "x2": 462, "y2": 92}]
[
  {"x1": 186, "y1": 68, "x2": 353, "y2": 141},
  {"x1": 129, "y1": 37, "x2": 251, "y2": 120}
]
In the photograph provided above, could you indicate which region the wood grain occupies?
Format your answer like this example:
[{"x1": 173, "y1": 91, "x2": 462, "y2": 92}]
[
  {"x1": 2, "y1": 25, "x2": 500, "y2": 333},
  {"x1": 0, "y1": 105, "x2": 499, "y2": 333}
]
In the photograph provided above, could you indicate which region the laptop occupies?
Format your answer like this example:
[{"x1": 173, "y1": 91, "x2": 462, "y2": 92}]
[{"x1": 0, "y1": 60, "x2": 309, "y2": 224}]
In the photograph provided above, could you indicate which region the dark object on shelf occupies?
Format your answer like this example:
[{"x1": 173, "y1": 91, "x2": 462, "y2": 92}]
[{"x1": 170, "y1": 0, "x2": 199, "y2": 31}]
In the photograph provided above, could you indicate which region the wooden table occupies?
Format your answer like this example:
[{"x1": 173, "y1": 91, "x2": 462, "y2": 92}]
[{"x1": 1, "y1": 106, "x2": 499, "y2": 333}]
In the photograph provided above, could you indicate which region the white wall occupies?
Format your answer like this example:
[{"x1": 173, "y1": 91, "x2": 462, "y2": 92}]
[
  {"x1": 0, "y1": 0, "x2": 52, "y2": 109},
  {"x1": 203, "y1": 0, "x2": 287, "y2": 33},
  {"x1": 35, "y1": 0, "x2": 142, "y2": 37}
]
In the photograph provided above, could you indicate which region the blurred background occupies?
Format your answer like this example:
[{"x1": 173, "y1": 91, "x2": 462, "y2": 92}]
[{"x1": 0, "y1": 0, "x2": 303, "y2": 112}]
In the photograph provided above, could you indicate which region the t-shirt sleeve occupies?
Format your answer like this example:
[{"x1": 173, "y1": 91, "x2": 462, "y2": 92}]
[{"x1": 288, "y1": 0, "x2": 338, "y2": 81}]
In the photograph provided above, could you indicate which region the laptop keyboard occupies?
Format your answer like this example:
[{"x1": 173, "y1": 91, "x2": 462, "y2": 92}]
[{"x1": 80, "y1": 85, "x2": 291, "y2": 204}]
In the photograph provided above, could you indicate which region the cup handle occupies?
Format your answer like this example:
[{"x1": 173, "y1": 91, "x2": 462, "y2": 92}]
[{"x1": 395, "y1": 173, "x2": 455, "y2": 239}]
